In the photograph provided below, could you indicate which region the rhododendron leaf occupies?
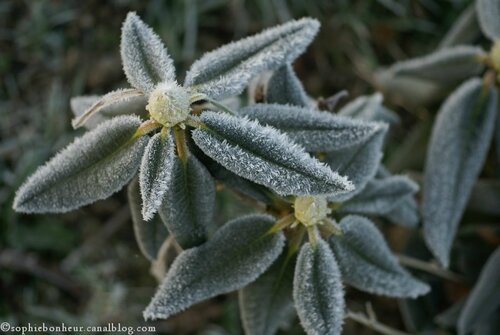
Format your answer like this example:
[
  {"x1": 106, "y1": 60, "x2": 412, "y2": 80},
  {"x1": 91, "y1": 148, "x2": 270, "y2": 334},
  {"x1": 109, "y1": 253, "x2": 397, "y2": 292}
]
[
  {"x1": 184, "y1": 18, "x2": 319, "y2": 100},
  {"x1": 192, "y1": 111, "x2": 353, "y2": 196},
  {"x1": 329, "y1": 215, "x2": 430, "y2": 298},
  {"x1": 14, "y1": 116, "x2": 148, "y2": 213},
  {"x1": 143, "y1": 214, "x2": 285, "y2": 320},
  {"x1": 338, "y1": 93, "x2": 400, "y2": 124},
  {"x1": 423, "y1": 78, "x2": 498, "y2": 268},
  {"x1": 159, "y1": 152, "x2": 215, "y2": 249},
  {"x1": 294, "y1": 238, "x2": 344, "y2": 335},
  {"x1": 121, "y1": 12, "x2": 176, "y2": 94},
  {"x1": 266, "y1": 64, "x2": 309, "y2": 107},
  {"x1": 239, "y1": 104, "x2": 381, "y2": 152},
  {"x1": 139, "y1": 132, "x2": 176, "y2": 221},
  {"x1": 477, "y1": 0, "x2": 500, "y2": 40},
  {"x1": 239, "y1": 252, "x2": 296, "y2": 335}
]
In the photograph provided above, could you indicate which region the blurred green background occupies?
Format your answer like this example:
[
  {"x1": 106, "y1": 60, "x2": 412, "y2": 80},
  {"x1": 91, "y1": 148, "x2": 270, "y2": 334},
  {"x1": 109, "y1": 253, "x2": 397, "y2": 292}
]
[{"x1": 1, "y1": 0, "x2": 492, "y2": 334}]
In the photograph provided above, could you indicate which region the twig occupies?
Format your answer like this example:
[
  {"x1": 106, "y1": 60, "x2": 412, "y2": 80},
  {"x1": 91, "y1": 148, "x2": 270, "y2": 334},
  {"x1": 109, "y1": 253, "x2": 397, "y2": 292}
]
[
  {"x1": 397, "y1": 253, "x2": 464, "y2": 282},
  {"x1": 347, "y1": 309, "x2": 412, "y2": 335},
  {"x1": 61, "y1": 206, "x2": 130, "y2": 271}
]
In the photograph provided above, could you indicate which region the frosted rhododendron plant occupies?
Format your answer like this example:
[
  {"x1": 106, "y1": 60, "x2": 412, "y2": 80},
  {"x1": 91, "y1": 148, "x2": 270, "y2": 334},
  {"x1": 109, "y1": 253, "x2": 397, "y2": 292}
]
[{"x1": 13, "y1": 12, "x2": 433, "y2": 335}]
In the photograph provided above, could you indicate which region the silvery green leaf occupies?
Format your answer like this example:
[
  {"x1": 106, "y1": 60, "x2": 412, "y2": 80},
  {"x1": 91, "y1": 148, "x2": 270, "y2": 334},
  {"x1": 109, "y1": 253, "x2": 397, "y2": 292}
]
[
  {"x1": 70, "y1": 94, "x2": 148, "y2": 129},
  {"x1": 377, "y1": 46, "x2": 485, "y2": 85},
  {"x1": 239, "y1": 252, "x2": 296, "y2": 335},
  {"x1": 338, "y1": 93, "x2": 400, "y2": 124},
  {"x1": 184, "y1": 18, "x2": 319, "y2": 100},
  {"x1": 151, "y1": 236, "x2": 181, "y2": 282},
  {"x1": 71, "y1": 88, "x2": 145, "y2": 129},
  {"x1": 13, "y1": 116, "x2": 148, "y2": 213},
  {"x1": 294, "y1": 238, "x2": 344, "y2": 335},
  {"x1": 143, "y1": 214, "x2": 285, "y2": 320},
  {"x1": 120, "y1": 12, "x2": 176, "y2": 94},
  {"x1": 329, "y1": 215, "x2": 430, "y2": 298},
  {"x1": 325, "y1": 125, "x2": 388, "y2": 202},
  {"x1": 238, "y1": 104, "x2": 383, "y2": 152},
  {"x1": 339, "y1": 176, "x2": 419, "y2": 215},
  {"x1": 192, "y1": 111, "x2": 353, "y2": 196},
  {"x1": 128, "y1": 177, "x2": 169, "y2": 261},
  {"x1": 383, "y1": 195, "x2": 420, "y2": 227},
  {"x1": 139, "y1": 132, "x2": 175, "y2": 221},
  {"x1": 458, "y1": 247, "x2": 500, "y2": 335},
  {"x1": 423, "y1": 78, "x2": 498, "y2": 268},
  {"x1": 318, "y1": 90, "x2": 349, "y2": 112},
  {"x1": 439, "y1": 4, "x2": 480, "y2": 49},
  {"x1": 158, "y1": 152, "x2": 215, "y2": 249},
  {"x1": 266, "y1": 64, "x2": 309, "y2": 107},
  {"x1": 477, "y1": 0, "x2": 500, "y2": 40}
]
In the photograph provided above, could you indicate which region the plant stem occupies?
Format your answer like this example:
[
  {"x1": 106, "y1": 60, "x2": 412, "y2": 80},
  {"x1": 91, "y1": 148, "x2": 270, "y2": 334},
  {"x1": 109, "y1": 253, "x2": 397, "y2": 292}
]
[
  {"x1": 173, "y1": 125, "x2": 188, "y2": 164},
  {"x1": 206, "y1": 97, "x2": 236, "y2": 115},
  {"x1": 347, "y1": 310, "x2": 412, "y2": 335},
  {"x1": 397, "y1": 253, "x2": 464, "y2": 282},
  {"x1": 307, "y1": 225, "x2": 317, "y2": 248},
  {"x1": 132, "y1": 119, "x2": 162, "y2": 139},
  {"x1": 267, "y1": 214, "x2": 296, "y2": 234}
]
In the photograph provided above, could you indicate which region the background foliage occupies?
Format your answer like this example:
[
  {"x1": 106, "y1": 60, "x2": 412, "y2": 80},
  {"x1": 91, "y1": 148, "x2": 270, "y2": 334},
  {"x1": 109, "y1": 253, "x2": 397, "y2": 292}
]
[{"x1": 1, "y1": 0, "x2": 498, "y2": 334}]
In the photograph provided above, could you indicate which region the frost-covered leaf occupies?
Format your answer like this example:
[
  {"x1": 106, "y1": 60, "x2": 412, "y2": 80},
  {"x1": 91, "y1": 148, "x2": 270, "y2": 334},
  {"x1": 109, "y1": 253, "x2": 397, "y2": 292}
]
[
  {"x1": 158, "y1": 151, "x2": 215, "y2": 249},
  {"x1": 477, "y1": 0, "x2": 500, "y2": 40},
  {"x1": 239, "y1": 104, "x2": 382, "y2": 152},
  {"x1": 192, "y1": 111, "x2": 353, "y2": 196},
  {"x1": 128, "y1": 177, "x2": 169, "y2": 261},
  {"x1": 266, "y1": 64, "x2": 309, "y2": 107},
  {"x1": 338, "y1": 93, "x2": 400, "y2": 124},
  {"x1": 377, "y1": 46, "x2": 485, "y2": 85},
  {"x1": 70, "y1": 94, "x2": 147, "y2": 129},
  {"x1": 325, "y1": 125, "x2": 387, "y2": 202},
  {"x1": 184, "y1": 18, "x2": 319, "y2": 100},
  {"x1": 143, "y1": 214, "x2": 285, "y2": 320},
  {"x1": 458, "y1": 247, "x2": 500, "y2": 335},
  {"x1": 294, "y1": 238, "x2": 344, "y2": 335},
  {"x1": 339, "y1": 175, "x2": 419, "y2": 216},
  {"x1": 71, "y1": 89, "x2": 145, "y2": 129},
  {"x1": 139, "y1": 132, "x2": 175, "y2": 221},
  {"x1": 239, "y1": 252, "x2": 296, "y2": 335},
  {"x1": 439, "y1": 4, "x2": 480, "y2": 49},
  {"x1": 329, "y1": 215, "x2": 430, "y2": 298},
  {"x1": 13, "y1": 116, "x2": 148, "y2": 213},
  {"x1": 423, "y1": 78, "x2": 498, "y2": 267},
  {"x1": 383, "y1": 195, "x2": 420, "y2": 227},
  {"x1": 120, "y1": 12, "x2": 176, "y2": 94}
]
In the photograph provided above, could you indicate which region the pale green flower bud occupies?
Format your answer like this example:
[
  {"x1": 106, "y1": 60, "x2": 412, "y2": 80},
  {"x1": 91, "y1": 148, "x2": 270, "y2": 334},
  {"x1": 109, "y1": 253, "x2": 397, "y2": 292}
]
[{"x1": 146, "y1": 82, "x2": 190, "y2": 127}]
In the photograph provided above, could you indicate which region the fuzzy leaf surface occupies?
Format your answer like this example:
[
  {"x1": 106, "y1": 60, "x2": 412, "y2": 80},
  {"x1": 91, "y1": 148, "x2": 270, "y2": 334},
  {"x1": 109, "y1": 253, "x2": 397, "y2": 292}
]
[
  {"x1": 70, "y1": 94, "x2": 147, "y2": 129},
  {"x1": 338, "y1": 93, "x2": 400, "y2": 124},
  {"x1": 458, "y1": 247, "x2": 500, "y2": 335},
  {"x1": 294, "y1": 238, "x2": 344, "y2": 335},
  {"x1": 329, "y1": 215, "x2": 430, "y2": 298},
  {"x1": 423, "y1": 78, "x2": 498, "y2": 267},
  {"x1": 139, "y1": 132, "x2": 175, "y2": 221},
  {"x1": 14, "y1": 116, "x2": 148, "y2": 213},
  {"x1": 266, "y1": 64, "x2": 309, "y2": 106},
  {"x1": 192, "y1": 111, "x2": 353, "y2": 196},
  {"x1": 158, "y1": 152, "x2": 215, "y2": 249},
  {"x1": 239, "y1": 104, "x2": 382, "y2": 152},
  {"x1": 128, "y1": 177, "x2": 169, "y2": 261},
  {"x1": 239, "y1": 252, "x2": 296, "y2": 335},
  {"x1": 184, "y1": 18, "x2": 319, "y2": 99},
  {"x1": 339, "y1": 175, "x2": 418, "y2": 215},
  {"x1": 383, "y1": 195, "x2": 420, "y2": 227},
  {"x1": 121, "y1": 12, "x2": 176, "y2": 94},
  {"x1": 477, "y1": 0, "x2": 500, "y2": 40},
  {"x1": 378, "y1": 46, "x2": 485, "y2": 85},
  {"x1": 325, "y1": 125, "x2": 387, "y2": 202},
  {"x1": 143, "y1": 214, "x2": 285, "y2": 320}
]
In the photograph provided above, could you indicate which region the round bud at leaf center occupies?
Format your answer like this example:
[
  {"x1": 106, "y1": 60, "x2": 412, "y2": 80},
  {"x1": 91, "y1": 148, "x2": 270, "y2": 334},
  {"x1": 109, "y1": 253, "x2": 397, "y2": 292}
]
[
  {"x1": 294, "y1": 196, "x2": 331, "y2": 227},
  {"x1": 146, "y1": 82, "x2": 191, "y2": 127}
]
